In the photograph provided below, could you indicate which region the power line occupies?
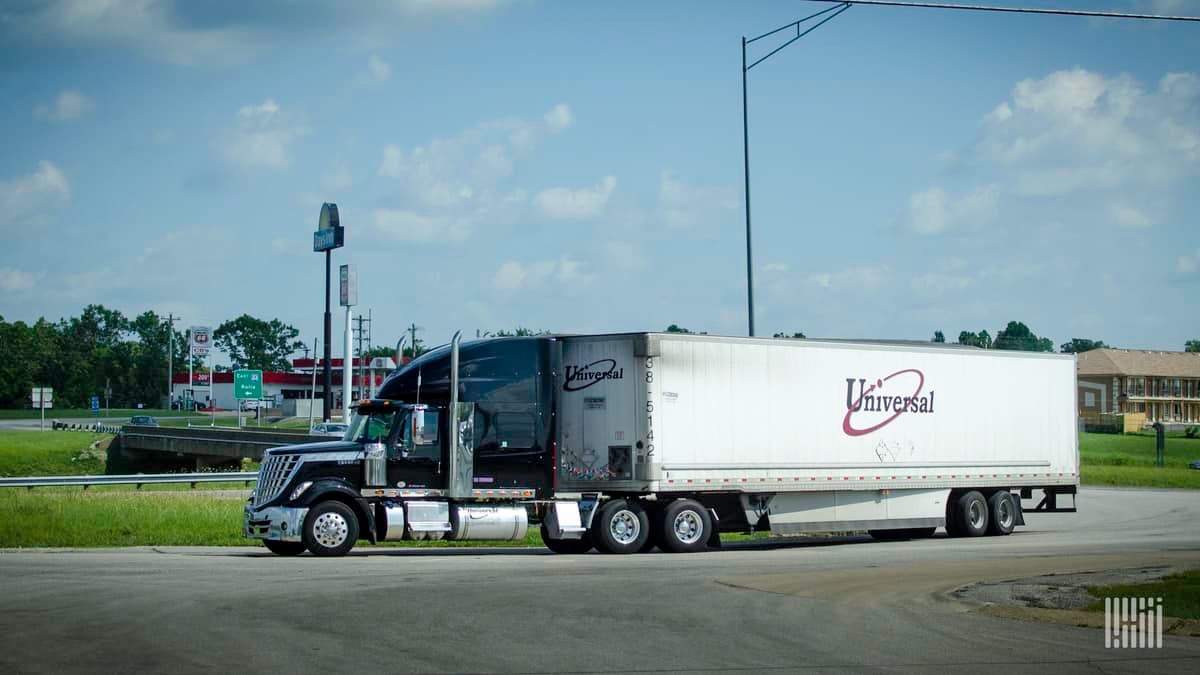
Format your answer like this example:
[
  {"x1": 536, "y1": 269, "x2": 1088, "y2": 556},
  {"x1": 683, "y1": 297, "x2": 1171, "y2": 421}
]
[{"x1": 803, "y1": 0, "x2": 1200, "y2": 21}]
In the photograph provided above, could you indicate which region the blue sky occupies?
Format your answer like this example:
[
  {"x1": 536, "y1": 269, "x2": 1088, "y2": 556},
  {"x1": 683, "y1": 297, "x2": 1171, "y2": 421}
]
[{"x1": 1, "y1": 0, "x2": 1197, "y2": 362}]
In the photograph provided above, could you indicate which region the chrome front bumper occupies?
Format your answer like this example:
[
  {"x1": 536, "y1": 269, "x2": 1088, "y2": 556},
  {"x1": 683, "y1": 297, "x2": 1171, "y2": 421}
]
[{"x1": 243, "y1": 505, "x2": 309, "y2": 543}]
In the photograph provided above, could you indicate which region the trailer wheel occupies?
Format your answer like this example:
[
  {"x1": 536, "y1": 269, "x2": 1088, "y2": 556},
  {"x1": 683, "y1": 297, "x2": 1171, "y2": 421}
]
[
  {"x1": 263, "y1": 540, "x2": 305, "y2": 556},
  {"x1": 658, "y1": 499, "x2": 712, "y2": 553},
  {"x1": 540, "y1": 522, "x2": 593, "y2": 554},
  {"x1": 302, "y1": 500, "x2": 359, "y2": 556},
  {"x1": 987, "y1": 491, "x2": 1016, "y2": 536},
  {"x1": 955, "y1": 490, "x2": 989, "y2": 538},
  {"x1": 592, "y1": 499, "x2": 649, "y2": 554}
]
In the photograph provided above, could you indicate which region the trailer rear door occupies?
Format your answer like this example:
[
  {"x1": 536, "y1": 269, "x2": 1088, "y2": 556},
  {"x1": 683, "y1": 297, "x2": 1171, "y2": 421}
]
[{"x1": 558, "y1": 337, "x2": 639, "y2": 486}]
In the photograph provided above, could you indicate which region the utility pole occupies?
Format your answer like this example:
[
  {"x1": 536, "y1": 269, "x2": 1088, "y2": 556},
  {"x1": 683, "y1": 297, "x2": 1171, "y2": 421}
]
[
  {"x1": 408, "y1": 323, "x2": 421, "y2": 359},
  {"x1": 166, "y1": 313, "x2": 177, "y2": 410},
  {"x1": 353, "y1": 312, "x2": 371, "y2": 400}
]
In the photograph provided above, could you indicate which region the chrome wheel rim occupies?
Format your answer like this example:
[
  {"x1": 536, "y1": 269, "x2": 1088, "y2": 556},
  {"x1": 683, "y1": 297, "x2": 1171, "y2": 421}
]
[
  {"x1": 997, "y1": 498, "x2": 1013, "y2": 529},
  {"x1": 968, "y1": 500, "x2": 986, "y2": 530},
  {"x1": 313, "y1": 512, "x2": 349, "y2": 548},
  {"x1": 673, "y1": 510, "x2": 704, "y2": 545},
  {"x1": 609, "y1": 509, "x2": 641, "y2": 545}
]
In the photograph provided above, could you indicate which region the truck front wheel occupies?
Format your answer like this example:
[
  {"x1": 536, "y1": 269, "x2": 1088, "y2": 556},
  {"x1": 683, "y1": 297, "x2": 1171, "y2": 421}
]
[
  {"x1": 302, "y1": 500, "x2": 359, "y2": 556},
  {"x1": 592, "y1": 499, "x2": 649, "y2": 554}
]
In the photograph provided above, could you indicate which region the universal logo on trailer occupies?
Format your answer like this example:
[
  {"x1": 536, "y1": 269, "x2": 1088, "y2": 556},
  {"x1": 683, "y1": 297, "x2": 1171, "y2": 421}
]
[
  {"x1": 843, "y1": 369, "x2": 935, "y2": 436},
  {"x1": 563, "y1": 359, "x2": 625, "y2": 391}
]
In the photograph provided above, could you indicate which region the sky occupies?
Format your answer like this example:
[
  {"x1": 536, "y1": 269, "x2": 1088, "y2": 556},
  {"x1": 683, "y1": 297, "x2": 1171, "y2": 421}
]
[{"x1": 1, "y1": 0, "x2": 1197, "y2": 364}]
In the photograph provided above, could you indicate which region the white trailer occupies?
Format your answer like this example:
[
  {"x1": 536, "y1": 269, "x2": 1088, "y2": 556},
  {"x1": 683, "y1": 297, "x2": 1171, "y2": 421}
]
[{"x1": 550, "y1": 333, "x2": 1077, "y2": 550}]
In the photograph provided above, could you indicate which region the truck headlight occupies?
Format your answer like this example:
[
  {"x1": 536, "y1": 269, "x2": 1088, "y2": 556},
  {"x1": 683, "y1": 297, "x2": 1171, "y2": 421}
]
[{"x1": 290, "y1": 481, "x2": 313, "y2": 501}]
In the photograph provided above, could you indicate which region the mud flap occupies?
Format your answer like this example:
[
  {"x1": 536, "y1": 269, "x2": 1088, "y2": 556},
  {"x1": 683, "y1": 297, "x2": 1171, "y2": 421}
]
[{"x1": 706, "y1": 508, "x2": 722, "y2": 549}]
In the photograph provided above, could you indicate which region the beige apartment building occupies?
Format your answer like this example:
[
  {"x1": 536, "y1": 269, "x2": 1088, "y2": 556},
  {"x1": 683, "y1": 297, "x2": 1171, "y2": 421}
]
[{"x1": 1077, "y1": 348, "x2": 1200, "y2": 425}]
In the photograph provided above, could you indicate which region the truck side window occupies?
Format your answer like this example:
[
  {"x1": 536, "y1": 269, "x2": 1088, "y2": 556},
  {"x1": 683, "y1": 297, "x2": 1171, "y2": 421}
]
[{"x1": 392, "y1": 410, "x2": 440, "y2": 461}]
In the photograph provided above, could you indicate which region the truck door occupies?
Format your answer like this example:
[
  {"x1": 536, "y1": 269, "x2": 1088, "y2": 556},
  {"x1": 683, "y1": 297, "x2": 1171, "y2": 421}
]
[
  {"x1": 558, "y1": 338, "x2": 637, "y2": 485},
  {"x1": 387, "y1": 408, "x2": 444, "y2": 491}
]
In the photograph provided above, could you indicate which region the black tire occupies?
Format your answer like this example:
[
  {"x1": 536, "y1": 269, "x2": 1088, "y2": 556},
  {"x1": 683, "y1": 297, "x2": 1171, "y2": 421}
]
[
  {"x1": 591, "y1": 499, "x2": 650, "y2": 554},
  {"x1": 302, "y1": 500, "x2": 359, "y2": 556},
  {"x1": 540, "y1": 522, "x2": 593, "y2": 554},
  {"x1": 955, "y1": 490, "x2": 989, "y2": 538},
  {"x1": 263, "y1": 540, "x2": 305, "y2": 556},
  {"x1": 987, "y1": 491, "x2": 1016, "y2": 536},
  {"x1": 658, "y1": 499, "x2": 712, "y2": 553}
]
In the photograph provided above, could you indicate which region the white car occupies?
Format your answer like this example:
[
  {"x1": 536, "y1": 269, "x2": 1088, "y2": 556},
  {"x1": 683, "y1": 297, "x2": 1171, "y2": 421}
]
[{"x1": 310, "y1": 422, "x2": 349, "y2": 438}]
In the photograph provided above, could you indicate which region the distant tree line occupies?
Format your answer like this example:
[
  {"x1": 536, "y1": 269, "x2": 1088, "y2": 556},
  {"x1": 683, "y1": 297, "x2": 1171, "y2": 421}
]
[{"x1": 0, "y1": 306, "x2": 302, "y2": 409}]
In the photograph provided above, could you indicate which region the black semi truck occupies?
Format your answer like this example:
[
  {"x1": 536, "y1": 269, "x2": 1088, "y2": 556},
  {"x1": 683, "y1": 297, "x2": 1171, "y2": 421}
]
[{"x1": 244, "y1": 331, "x2": 1078, "y2": 556}]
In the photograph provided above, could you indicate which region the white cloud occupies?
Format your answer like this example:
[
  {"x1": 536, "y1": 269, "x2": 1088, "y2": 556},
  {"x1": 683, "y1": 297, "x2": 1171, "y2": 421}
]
[
  {"x1": 534, "y1": 176, "x2": 616, "y2": 220},
  {"x1": 222, "y1": 99, "x2": 308, "y2": 171},
  {"x1": 764, "y1": 262, "x2": 789, "y2": 273},
  {"x1": 806, "y1": 265, "x2": 889, "y2": 292},
  {"x1": 371, "y1": 209, "x2": 469, "y2": 243},
  {"x1": 1178, "y1": 249, "x2": 1200, "y2": 276},
  {"x1": 543, "y1": 103, "x2": 572, "y2": 132},
  {"x1": 976, "y1": 68, "x2": 1198, "y2": 198},
  {"x1": 367, "y1": 55, "x2": 391, "y2": 82},
  {"x1": 321, "y1": 163, "x2": 353, "y2": 192},
  {"x1": 375, "y1": 103, "x2": 565, "y2": 221},
  {"x1": 493, "y1": 255, "x2": 592, "y2": 291},
  {"x1": 3, "y1": 0, "x2": 506, "y2": 65},
  {"x1": 1109, "y1": 203, "x2": 1153, "y2": 229},
  {"x1": 33, "y1": 90, "x2": 94, "y2": 122},
  {"x1": 654, "y1": 170, "x2": 738, "y2": 230},
  {"x1": 0, "y1": 268, "x2": 36, "y2": 292},
  {"x1": 0, "y1": 161, "x2": 70, "y2": 230},
  {"x1": 903, "y1": 184, "x2": 999, "y2": 235}
]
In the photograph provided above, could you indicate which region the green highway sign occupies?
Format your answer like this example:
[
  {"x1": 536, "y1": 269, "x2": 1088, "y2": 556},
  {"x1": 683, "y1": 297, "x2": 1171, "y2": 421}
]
[{"x1": 234, "y1": 369, "x2": 263, "y2": 400}]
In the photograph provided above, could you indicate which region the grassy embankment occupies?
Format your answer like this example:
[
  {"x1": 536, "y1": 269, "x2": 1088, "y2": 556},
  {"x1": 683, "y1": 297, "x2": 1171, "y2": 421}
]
[
  {"x1": 1087, "y1": 570, "x2": 1200, "y2": 620},
  {"x1": 2, "y1": 430, "x2": 1197, "y2": 548},
  {"x1": 1078, "y1": 431, "x2": 1200, "y2": 489}
]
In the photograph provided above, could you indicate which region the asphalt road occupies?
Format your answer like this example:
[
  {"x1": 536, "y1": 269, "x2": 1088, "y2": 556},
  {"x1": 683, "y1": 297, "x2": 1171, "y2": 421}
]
[{"x1": 1, "y1": 487, "x2": 1198, "y2": 674}]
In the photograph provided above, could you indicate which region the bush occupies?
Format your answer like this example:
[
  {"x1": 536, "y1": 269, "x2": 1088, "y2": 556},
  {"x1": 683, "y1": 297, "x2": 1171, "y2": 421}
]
[{"x1": 1186, "y1": 426, "x2": 1198, "y2": 439}]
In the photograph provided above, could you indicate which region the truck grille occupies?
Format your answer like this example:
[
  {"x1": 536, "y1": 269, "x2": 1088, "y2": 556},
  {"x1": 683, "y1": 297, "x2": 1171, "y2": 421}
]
[{"x1": 251, "y1": 453, "x2": 301, "y2": 507}]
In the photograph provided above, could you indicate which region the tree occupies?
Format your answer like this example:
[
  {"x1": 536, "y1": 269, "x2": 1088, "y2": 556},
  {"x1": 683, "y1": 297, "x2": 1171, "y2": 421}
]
[
  {"x1": 993, "y1": 321, "x2": 1054, "y2": 352},
  {"x1": 1060, "y1": 338, "x2": 1108, "y2": 354},
  {"x1": 773, "y1": 331, "x2": 806, "y2": 339},
  {"x1": 932, "y1": 331, "x2": 945, "y2": 343},
  {"x1": 1187, "y1": 340, "x2": 1200, "y2": 353},
  {"x1": 665, "y1": 324, "x2": 693, "y2": 334},
  {"x1": 957, "y1": 330, "x2": 992, "y2": 349},
  {"x1": 213, "y1": 315, "x2": 304, "y2": 371},
  {"x1": 477, "y1": 327, "x2": 549, "y2": 337}
]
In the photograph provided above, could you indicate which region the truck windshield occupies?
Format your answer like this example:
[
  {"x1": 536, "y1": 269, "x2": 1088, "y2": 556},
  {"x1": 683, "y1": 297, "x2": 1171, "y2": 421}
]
[{"x1": 346, "y1": 410, "x2": 397, "y2": 443}]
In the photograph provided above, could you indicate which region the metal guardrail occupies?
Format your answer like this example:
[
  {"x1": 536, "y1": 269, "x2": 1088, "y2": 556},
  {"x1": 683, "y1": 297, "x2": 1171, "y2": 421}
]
[{"x1": 0, "y1": 472, "x2": 258, "y2": 489}]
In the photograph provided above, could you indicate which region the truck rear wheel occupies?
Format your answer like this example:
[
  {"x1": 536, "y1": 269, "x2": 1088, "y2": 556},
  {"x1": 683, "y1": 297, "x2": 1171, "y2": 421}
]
[
  {"x1": 591, "y1": 499, "x2": 649, "y2": 554},
  {"x1": 955, "y1": 490, "x2": 989, "y2": 538},
  {"x1": 540, "y1": 522, "x2": 593, "y2": 554},
  {"x1": 987, "y1": 491, "x2": 1016, "y2": 536},
  {"x1": 302, "y1": 500, "x2": 359, "y2": 556},
  {"x1": 263, "y1": 540, "x2": 305, "y2": 556},
  {"x1": 658, "y1": 499, "x2": 711, "y2": 553}
]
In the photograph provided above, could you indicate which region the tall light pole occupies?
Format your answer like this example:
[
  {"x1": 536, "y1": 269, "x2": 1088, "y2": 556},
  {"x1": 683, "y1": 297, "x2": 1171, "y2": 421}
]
[
  {"x1": 742, "y1": 1, "x2": 1198, "y2": 338},
  {"x1": 742, "y1": 2, "x2": 851, "y2": 337},
  {"x1": 313, "y1": 203, "x2": 345, "y2": 422}
]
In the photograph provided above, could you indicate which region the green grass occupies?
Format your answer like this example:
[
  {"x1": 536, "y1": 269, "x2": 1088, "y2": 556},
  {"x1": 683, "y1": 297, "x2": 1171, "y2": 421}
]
[
  {"x1": 0, "y1": 408, "x2": 197, "y2": 420},
  {"x1": 0, "y1": 430, "x2": 109, "y2": 476},
  {"x1": 1078, "y1": 432, "x2": 1200, "y2": 489},
  {"x1": 0, "y1": 490, "x2": 255, "y2": 547},
  {"x1": 1086, "y1": 570, "x2": 1200, "y2": 620}
]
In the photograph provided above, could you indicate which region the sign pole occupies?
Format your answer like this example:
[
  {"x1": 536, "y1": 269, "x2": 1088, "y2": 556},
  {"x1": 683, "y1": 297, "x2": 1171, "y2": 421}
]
[
  {"x1": 187, "y1": 328, "x2": 193, "y2": 412},
  {"x1": 343, "y1": 305, "x2": 352, "y2": 423},
  {"x1": 323, "y1": 249, "x2": 333, "y2": 422},
  {"x1": 40, "y1": 391, "x2": 45, "y2": 432},
  {"x1": 309, "y1": 337, "x2": 318, "y2": 430}
]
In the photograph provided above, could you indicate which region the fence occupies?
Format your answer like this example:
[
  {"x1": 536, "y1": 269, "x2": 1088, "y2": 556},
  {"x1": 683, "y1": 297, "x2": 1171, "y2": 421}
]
[{"x1": 0, "y1": 472, "x2": 258, "y2": 489}]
